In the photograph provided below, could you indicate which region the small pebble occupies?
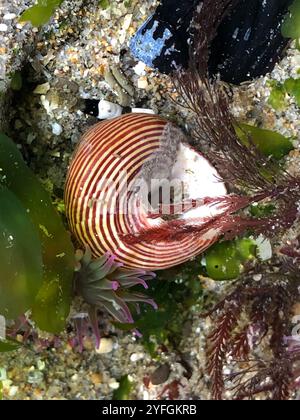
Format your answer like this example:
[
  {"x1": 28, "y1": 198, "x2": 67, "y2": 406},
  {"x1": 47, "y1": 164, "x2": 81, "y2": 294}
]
[
  {"x1": 95, "y1": 338, "x2": 113, "y2": 354},
  {"x1": 8, "y1": 386, "x2": 19, "y2": 397},
  {"x1": 137, "y1": 77, "x2": 148, "y2": 89},
  {"x1": 130, "y1": 352, "x2": 144, "y2": 362},
  {"x1": 133, "y1": 61, "x2": 146, "y2": 76},
  {"x1": 90, "y1": 373, "x2": 102, "y2": 385},
  {"x1": 27, "y1": 370, "x2": 44, "y2": 385},
  {"x1": 108, "y1": 378, "x2": 119, "y2": 390},
  {"x1": 37, "y1": 360, "x2": 46, "y2": 371},
  {"x1": 3, "y1": 13, "x2": 16, "y2": 20},
  {"x1": 33, "y1": 82, "x2": 50, "y2": 95},
  {"x1": 14, "y1": 119, "x2": 23, "y2": 129},
  {"x1": 150, "y1": 363, "x2": 171, "y2": 385},
  {"x1": 0, "y1": 24, "x2": 8, "y2": 32},
  {"x1": 51, "y1": 122, "x2": 63, "y2": 136}
]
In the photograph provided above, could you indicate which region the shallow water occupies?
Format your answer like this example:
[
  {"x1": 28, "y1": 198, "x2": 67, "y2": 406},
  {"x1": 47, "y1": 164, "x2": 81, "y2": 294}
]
[{"x1": 0, "y1": 0, "x2": 300, "y2": 400}]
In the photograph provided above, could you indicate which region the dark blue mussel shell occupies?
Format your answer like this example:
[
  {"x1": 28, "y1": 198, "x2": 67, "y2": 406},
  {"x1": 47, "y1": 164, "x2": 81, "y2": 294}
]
[
  {"x1": 130, "y1": 0, "x2": 294, "y2": 84},
  {"x1": 130, "y1": 0, "x2": 196, "y2": 74}
]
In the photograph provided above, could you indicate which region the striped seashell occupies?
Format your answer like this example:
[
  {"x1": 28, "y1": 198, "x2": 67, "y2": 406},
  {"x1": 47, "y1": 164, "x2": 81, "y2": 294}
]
[{"x1": 65, "y1": 113, "x2": 227, "y2": 270}]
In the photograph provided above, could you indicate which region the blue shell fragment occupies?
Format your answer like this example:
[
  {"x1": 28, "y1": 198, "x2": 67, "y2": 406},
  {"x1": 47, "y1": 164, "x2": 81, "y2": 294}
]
[{"x1": 130, "y1": 16, "x2": 172, "y2": 68}]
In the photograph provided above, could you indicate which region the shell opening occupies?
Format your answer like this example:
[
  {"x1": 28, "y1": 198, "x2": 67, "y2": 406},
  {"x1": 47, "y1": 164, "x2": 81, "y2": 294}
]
[{"x1": 136, "y1": 123, "x2": 227, "y2": 224}]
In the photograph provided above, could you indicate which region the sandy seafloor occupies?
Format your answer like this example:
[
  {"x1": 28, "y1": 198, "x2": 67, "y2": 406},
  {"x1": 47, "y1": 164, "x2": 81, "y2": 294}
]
[{"x1": 0, "y1": 0, "x2": 300, "y2": 400}]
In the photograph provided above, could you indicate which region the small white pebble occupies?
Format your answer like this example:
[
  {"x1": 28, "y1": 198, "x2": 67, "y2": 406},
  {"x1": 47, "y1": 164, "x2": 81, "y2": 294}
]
[
  {"x1": 51, "y1": 122, "x2": 63, "y2": 136},
  {"x1": 108, "y1": 379, "x2": 119, "y2": 390},
  {"x1": 95, "y1": 338, "x2": 113, "y2": 354},
  {"x1": 0, "y1": 368, "x2": 7, "y2": 381},
  {"x1": 37, "y1": 360, "x2": 46, "y2": 371},
  {"x1": 133, "y1": 61, "x2": 147, "y2": 76},
  {"x1": 9, "y1": 386, "x2": 19, "y2": 397},
  {"x1": 137, "y1": 77, "x2": 148, "y2": 90},
  {"x1": 123, "y1": 14, "x2": 132, "y2": 30},
  {"x1": 0, "y1": 23, "x2": 8, "y2": 32},
  {"x1": 130, "y1": 352, "x2": 144, "y2": 362},
  {"x1": 110, "y1": 38, "x2": 118, "y2": 48},
  {"x1": 253, "y1": 274, "x2": 262, "y2": 282},
  {"x1": 143, "y1": 390, "x2": 150, "y2": 399},
  {"x1": 3, "y1": 13, "x2": 16, "y2": 20}
]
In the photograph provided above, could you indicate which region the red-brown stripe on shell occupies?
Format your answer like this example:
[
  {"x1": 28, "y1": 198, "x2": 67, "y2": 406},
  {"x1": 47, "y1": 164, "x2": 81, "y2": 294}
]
[{"x1": 65, "y1": 113, "x2": 227, "y2": 270}]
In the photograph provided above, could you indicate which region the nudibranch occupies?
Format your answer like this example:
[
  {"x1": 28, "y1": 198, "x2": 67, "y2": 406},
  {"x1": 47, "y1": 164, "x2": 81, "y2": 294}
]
[{"x1": 65, "y1": 113, "x2": 227, "y2": 270}]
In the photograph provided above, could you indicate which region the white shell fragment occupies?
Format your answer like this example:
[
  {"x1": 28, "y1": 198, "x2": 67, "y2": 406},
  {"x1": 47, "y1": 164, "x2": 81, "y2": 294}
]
[
  {"x1": 97, "y1": 99, "x2": 123, "y2": 119},
  {"x1": 132, "y1": 107, "x2": 155, "y2": 115},
  {"x1": 96, "y1": 99, "x2": 155, "y2": 119},
  {"x1": 255, "y1": 235, "x2": 272, "y2": 261}
]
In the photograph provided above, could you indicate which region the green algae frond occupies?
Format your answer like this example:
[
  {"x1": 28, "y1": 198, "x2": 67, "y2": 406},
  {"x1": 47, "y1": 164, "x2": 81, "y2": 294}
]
[{"x1": 0, "y1": 133, "x2": 74, "y2": 333}]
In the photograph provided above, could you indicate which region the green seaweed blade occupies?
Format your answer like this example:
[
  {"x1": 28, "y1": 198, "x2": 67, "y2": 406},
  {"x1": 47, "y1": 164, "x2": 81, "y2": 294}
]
[
  {"x1": 0, "y1": 133, "x2": 74, "y2": 333},
  {"x1": 235, "y1": 123, "x2": 293, "y2": 159},
  {"x1": 0, "y1": 187, "x2": 43, "y2": 319},
  {"x1": 282, "y1": 0, "x2": 300, "y2": 39}
]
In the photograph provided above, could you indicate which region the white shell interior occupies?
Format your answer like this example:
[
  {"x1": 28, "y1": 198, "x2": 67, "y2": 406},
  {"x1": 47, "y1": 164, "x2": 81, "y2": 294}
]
[
  {"x1": 146, "y1": 142, "x2": 227, "y2": 222},
  {"x1": 173, "y1": 143, "x2": 227, "y2": 220}
]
